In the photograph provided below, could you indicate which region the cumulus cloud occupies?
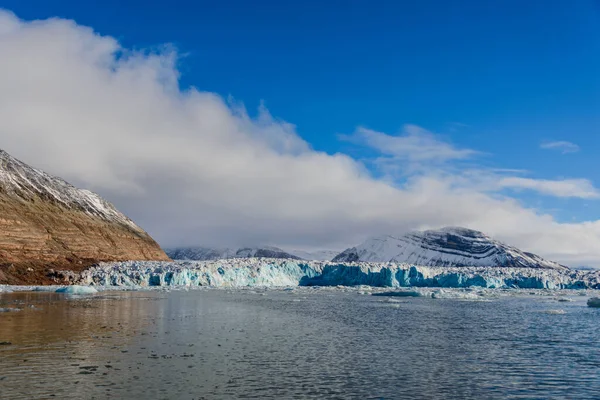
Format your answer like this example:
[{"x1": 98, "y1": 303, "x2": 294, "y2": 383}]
[
  {"x1": 1, "y1": 10, "x2": 600, "y2": 266},
  {"x1": 540, "y1": 140, "x2": 580, "y2": 154}
]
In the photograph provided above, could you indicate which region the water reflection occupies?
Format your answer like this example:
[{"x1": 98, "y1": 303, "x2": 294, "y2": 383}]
[{"x1": 1, "y1": 289, "x2": 599, "y2": 399}]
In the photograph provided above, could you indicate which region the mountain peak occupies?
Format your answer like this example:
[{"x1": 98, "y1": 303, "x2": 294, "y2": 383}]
[{"x1": 333, "y1": 227, "x2": 567, "y2": 270}]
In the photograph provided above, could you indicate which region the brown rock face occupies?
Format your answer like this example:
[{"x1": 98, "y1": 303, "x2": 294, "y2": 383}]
[{"x1": 0, "y1": 149, "x2": 170, "y2": 284}]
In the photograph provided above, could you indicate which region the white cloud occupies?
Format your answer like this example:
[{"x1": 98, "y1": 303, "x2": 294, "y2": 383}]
[
  {"x1": 540, "y1": 141, "x2": 580, "y2": 154},
  {"x1": 1, "y1": 10, "x2": 600, "y2": 266},
  {"x1": 498, "y1": 177, "x2": 600, "y2": 199},
  {"x1": 345, "y1": 125, "x2": 477, "y2": 163}
]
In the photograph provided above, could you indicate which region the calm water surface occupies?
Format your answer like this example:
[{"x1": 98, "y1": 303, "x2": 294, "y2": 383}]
[{"x1": 1, "y1": 288, "x2": 599, "y2": 399}]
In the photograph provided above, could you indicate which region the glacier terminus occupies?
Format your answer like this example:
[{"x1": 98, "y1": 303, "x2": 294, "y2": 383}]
[{"x1": 76, "y1": 259, "x2": 600, "y2": 290}]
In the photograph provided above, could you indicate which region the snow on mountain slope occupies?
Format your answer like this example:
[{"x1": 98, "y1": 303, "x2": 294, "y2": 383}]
[
  {"x1": 0, "y1": 149, "x2": 140, "y2": 231},
  {"x1": 287, "y1": 249, "x2": 339, "y2": 261},
  {"x1": 165, "y1": 246, "x2": 302, "y2": 261},
  {"x1": 166, "y1": 246, "x2": 338, "y2": 262},
  {"x1": 332, "y1": 227, "x2": 567, "y2": 270}
]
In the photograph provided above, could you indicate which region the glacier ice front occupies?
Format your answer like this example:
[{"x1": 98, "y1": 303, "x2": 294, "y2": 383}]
[{"x1": 76, "y1": 259, "x2": 600, "y2": 290}]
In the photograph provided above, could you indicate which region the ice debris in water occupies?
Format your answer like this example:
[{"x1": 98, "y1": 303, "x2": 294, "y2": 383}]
[
  {"x1": 430, "y1": 289, "x2": 481, "y2": 300},
  {"x1": 587, "y1": 298, "x2": 600, "y2": 308},
  {"x1": 55, "y1": 285, "x2": 98, "y2": 295},
  {"x1": 543, "y1": 309, "x2": 567, "y2": 315},
  {"x1": 0, "y1": 308, "x2": 21, "y2": 313},
  {"x1": 372, "y1": 291, "x2": 423, "y2": 298},
  {"x1": 556, "y1": 297, "x2": 574, "y2": 302},
  {"x1": 34, "y1": 286, "x2": 62, "y2": 292}
]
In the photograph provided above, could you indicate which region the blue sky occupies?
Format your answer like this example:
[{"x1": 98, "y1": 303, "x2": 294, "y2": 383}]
[
  {"x1": 0, "y1": 1, "x2": 599, "y2": 263},
  {"x1": 9, "y1": 0, "x2": 595, "y2": 219}
]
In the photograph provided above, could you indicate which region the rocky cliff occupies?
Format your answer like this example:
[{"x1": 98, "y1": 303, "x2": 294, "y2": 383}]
[{"x1": 0, "y1": 149, "x2": 169, "y2": 284}]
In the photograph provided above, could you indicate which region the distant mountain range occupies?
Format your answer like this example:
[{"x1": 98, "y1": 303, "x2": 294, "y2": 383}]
[
  {"x1": 165, "y1": 246, "x2": 302, "y2": 261},
  {"x1": 166, "y1": 227, "x2": 566, "y2": 270},
  {"x1": 165, "y1": 246, "x2": 342, "y2": 262},
  {"x1": 332, "y1": 227, "x2": 567, "y2": 270}
]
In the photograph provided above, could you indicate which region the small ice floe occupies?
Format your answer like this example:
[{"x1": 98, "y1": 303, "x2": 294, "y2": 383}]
[
  {"x1": 384, "y1": 298, "x2": 403, "y2": 303},
  {"x1": 55, "y1": 286, "x2": 98, "y2": 295},
  {"x1": 543, "y1": 309, "x2": 567, "y2": 315},
  {"x1": 556, "y1": 297, "x2": 574, "y2": 302},
  {"x1": 430, "y1": 289, "x2": 480, "y2": 300},
  {"x1": 0, "y1": 307, "x2": 21, "y2": 313},
  {"x1": 587, "y1": 298, "x2": 600, "y2": 308},
  {"x1": 32, "y1": 286, "x2": 58, "y2": 292},
  {"x1": 372, "y1": 290, "x2": 423, "y2": 298},
  {"x1": 0, "y1": 285, "x2": 12, "y2": 293},
  {"x1": 357, "y1": 285, "x2": 373, "y2": 295},
  {"x1": 386, "y1": 304, "x2": 402, "y2": 309}
]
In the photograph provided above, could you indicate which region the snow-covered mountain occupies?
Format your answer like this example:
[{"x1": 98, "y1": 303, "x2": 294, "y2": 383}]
[
  {"x1": 165, "y1": 246, "x2": 302, "y2": 261},
  {"x1": 287, "y1": 249, "x2": 339, "y2": 261},
  {"x1": 165, "y1": 246, "x2": 340, "y2": 261},
  {"x1": 332, "y1": 227, "x2": 567, "y2": 270}
]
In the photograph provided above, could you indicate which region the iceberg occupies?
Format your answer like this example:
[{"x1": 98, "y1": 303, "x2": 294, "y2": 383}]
[
  {"x1": 587, "y1": 298, "x2": 600, "y2": 308},
  {"x1": 75, "y1": 259, "x2": 600, "y2": 290},
  {"x1": 55, "y1": 285, "x2": 98, "y2": 295}
]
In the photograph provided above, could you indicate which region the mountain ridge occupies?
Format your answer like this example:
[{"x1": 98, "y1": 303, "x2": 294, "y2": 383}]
[
  {"x1": 165, "y1": 246, "x2": 302, "y2": 261},
  {"x1": 332, "y1": 227, "x2": 567, "y2": 270},
  {"x1": 0, "y1": 149, "x2": 169, "y2": 284}
]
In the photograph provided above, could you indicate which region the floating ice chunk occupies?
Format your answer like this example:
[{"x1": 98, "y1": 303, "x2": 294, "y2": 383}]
[
  {"x1": 431, "y1": 290, "x2": 480, "y2": 300},
  {"x1": 0, "y1": 307, "x2": 21, "y2": 312},
  {"x1": 543, "y1": 309, "x2": 567, "y2": 315},
  {"x1": 587, "y1": 297, "x2": 600, "y2": 308},
  {"x1": 33, "y1": 286, "x2": 59, "y2": 292},
  {"x1": 372, "y1": 290, "x2": 423, "y2": 298},
  {"x1": 55, "y1": 285, "x2": 98, "y2": 295},
  {"x1": 384, "y1": 298, "x2": 403, "y2": 303},
  {"x1": 556, "y1": 297, "x2": 574, "y2": 302}
]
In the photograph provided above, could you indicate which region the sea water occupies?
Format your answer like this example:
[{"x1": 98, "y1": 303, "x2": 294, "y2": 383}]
[{"x1": 1, "y1": 288, "x2": 599, "y2": 399}]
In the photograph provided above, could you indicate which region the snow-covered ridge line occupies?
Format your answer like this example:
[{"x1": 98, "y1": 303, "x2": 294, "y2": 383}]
[
  {"x1": 77, "y1": 258, "x2": 600, "y2": 289},
  {"x1": 333, "y1": 227, "x2": 567, "y2": 270},
  {"x1": 0, "y1": 149, "x2": 140, "y2": 231}
]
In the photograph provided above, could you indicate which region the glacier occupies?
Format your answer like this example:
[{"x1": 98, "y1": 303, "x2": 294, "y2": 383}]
[{"x1": 76, "y1": 258, "x2": 600, "y2": 290}]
